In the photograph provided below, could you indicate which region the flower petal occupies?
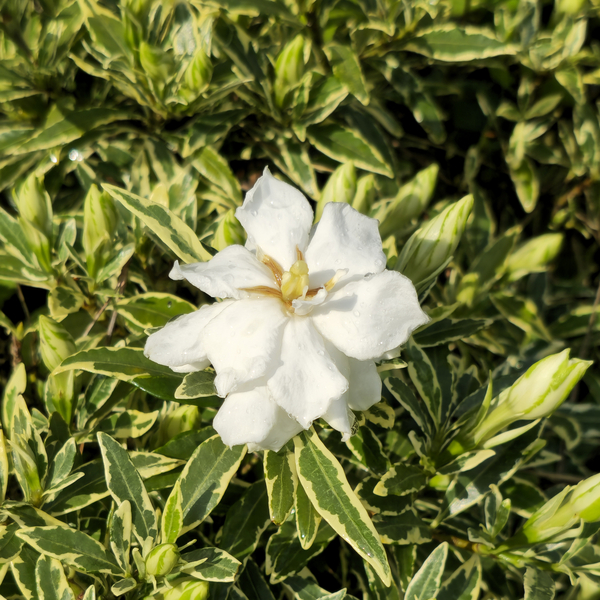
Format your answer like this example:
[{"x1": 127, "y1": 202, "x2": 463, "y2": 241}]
[
  {"x1": 200, "y1": 298, "x2": 288, "y2": 397},
  {"x1": 170, "y1": 245, "x2": 277, "y2": 300},
  {"x1": 213, "y1": 386, "x2": 303, "y2": 452},
  {"x1": 321, "y1": 397, "x2": 355, "y2": 441},
  {"x1": 235, "y1": 168, "x2": 314, "y2": 271},
  {"x1": 325, "y1": 340, "x2": 382, "y2": 411},
  {"x1": 144, "y1": 301, "x2": 232, "y2": 372},
  {"x1": 305, "y1": 202, "x2": 387, "y2": 288},
  {"x1": 291, "y1": 287, "x2": 328, "y2": 316},
  {"x1": 311, "y1": 270, "x2": 429, "y2": 361},
  {"x1": 268, "y1": 317, "x2": 348, "y2": 428}
]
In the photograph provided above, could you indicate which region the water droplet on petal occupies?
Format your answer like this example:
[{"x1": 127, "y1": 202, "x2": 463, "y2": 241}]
[{"x1": 353, "y1": 311, "x2": 360, "y2": 317}]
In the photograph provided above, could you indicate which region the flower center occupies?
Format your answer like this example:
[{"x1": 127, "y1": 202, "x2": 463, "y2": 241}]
[{"x1": 281, "y1": 260, "x2": 309, "y2": 301}]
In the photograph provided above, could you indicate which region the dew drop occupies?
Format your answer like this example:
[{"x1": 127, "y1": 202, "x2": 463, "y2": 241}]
[
  {"x1": 374, "y1": 259, "x2": 382, "y2": 267},
  {"x1": 251, "y1": 210, "x2": 258, "y2": 216},
  {"x1": 167, "y1": 301, "x2": 172, "y2": 308},
  {"x1": 353, "y1": 310, "x2": 360, "y2": 317}
]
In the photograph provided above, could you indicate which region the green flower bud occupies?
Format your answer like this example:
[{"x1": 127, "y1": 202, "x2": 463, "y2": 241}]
[
  {"x1": 14, "y1": 173, "x2": 53, "y2": 239},
  {"x1": 184, "y1": 49, "x2": 213, "y2": 97},
  {"x1": 212, "y1": 209, "x2": 245, "y2": 252},
  {"x1": 139, "y1": 41, "x2": 172, "y2": 83},
  {"x1": 156, "y1": 405, "x2": 200, "y2": 448},
  {"x1": 351, "y1": 174, "x2": 376, "y2": 215},
  {"x1": 162, "y1": 580, "x2": 209, "y2": 600},
  {"x1": 38, "y1": 315, "x2": 76, "y2": 373},
  {"x1": 395, "y1": 194, "x2": 473, "y2": 285},
  {"x1": 145, "y1": 543, "x2": 180, "y2": 576},
  {"x1": 505, "y1": 233, "x2": 563, "y2": 281},
  {"x1": 274, "y1": 35, "x2": 307, "y2": 108},
  {"x1": 470, "y1": 350, "x2": 591, "y2": 447},
  {"x1": 83, "y1": 185, "x2": 118, "y2": 277},
  {"x1": 379, "y1": 164, "x2": 439, "y2": 238},
  {"x1": 315, "y1": 162, "x2": 357, "y2": 222},
  {"x1": 520, "y1": 474, "x2": 600, "y2": 544}
]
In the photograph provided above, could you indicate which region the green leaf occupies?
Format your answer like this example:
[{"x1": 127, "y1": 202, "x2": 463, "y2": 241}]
[
  {"x1": 116, "y1": 293, "x2": 196, "y2": 329},
  {"x1": 374, "y1": 464, "x2": 427, "y2": 497},
  {"x1": 98, "y1": 432, "x2": 158, "y2": 545},
  {"x1": 192, "y1": 146, "x2": 242, "y2": 205},
  {"x1": 324, "y1": 44, "x2": 369, "y2": 105},
  {"x1": 295, "y1": 480, "x2": 321, "y2": 550},
  {"x1": 178, "y1": 435, "x2": 246, "y2": 532},
  {"x1": 293, "y1": 429, "x2": 391, "y2": 585},
  {"x1": 96, "y1": 409, "x2": 159, "y2": 439},
  {"x1": 182, "y1": 547, "x2": 242, "y2": 582},
  {"x1": 307, "y1": 124, "x2": 393, "y2": 178},
  {"x1": 355, "y1": 477, "x2": 412, "y2": 517},
  {"x1": 385, "y1": 378, "x2": 433, "y2": 438},
  {"x1": 111, "y1": 578, "x2": 137, "y2": 596},
  {"x1": 110, "y1": 500, "x2": 132, "y2": 573},
  {"x1": 404, "y1": 26, "x2": 517, "y2": 61},
  {"x1": 238, "y1": 558, "x2": 276, "y2": 600},
  {"x1": 266, "y1": 520, "x2": 336, "y2": 584},
  {"x1": 373, "y1": 512, "x2": 431, "y2": 545},
  {"x1": 404, "y1": 542, "x2": 448, "y2": 600},
  {"x1": 264, "y1": 445, "x2": 298, "y2": 525},
  {"x1": 438, "y1": 556, "x2": 481, "y2": 600},
  {"x1": 35, "y1": 554, "x2": 75, "y2": 600},
  {"x1": 103, "y1": 184, "x2": 212, "y2": 262},
  {"x1": 175, "y1": 371, "x2": 217, "y2": 400},
  {"x1": 17, "y1": 526, "x2": 122, "y2": 575},
  {"x1": 56, "y1": 346, "x2": 182, "y2": 382},
  {"x1": 283, "y1": 574, "x2": 348, "y2": 600},
  {"x1": 523, "y1": 567, "x2": 555, "y2": 600},
  {"x1": 414, "y1": 319, "x2": 492, "y2": 348},
  {"x1": 0, "y1": 207, "x2": 36, "y2": 267},
  {"x1": 46, "y1": 438, "x2": 76, "y2": 490},
  {"x1": 346, "y1": 425, "x2": 390, "y2": 476},
  {"x1": 11, "y1": 544, "x2": 40, "y2": 600},
  {"x1": 162, "y1": 482, "x2": 183, "y2": 544},
  {"x1": 220, "y1": 481, "x2": 270, "y2": 560}
]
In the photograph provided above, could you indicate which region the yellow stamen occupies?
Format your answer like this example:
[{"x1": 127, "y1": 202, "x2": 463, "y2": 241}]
[{"x1": 281, "y1": 260, "x2": 310, "y2": 302}]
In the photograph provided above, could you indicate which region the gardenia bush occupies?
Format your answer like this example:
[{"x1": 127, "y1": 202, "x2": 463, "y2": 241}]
[{"x1": 0, "y1": 0, "x2": 599, "y2": 599}]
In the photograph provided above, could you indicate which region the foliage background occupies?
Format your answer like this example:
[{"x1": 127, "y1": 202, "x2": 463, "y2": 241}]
[{"x1": 1, "y1": 0, "x2": 600, "y2": 598}]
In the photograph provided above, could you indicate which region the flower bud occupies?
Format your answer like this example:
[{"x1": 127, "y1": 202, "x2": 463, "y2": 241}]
[
  {"x1": 520, "y1": 474, "x2": 600, "y2": 544},
  {"x1": 83, "y1": 185, "x2": 118, "y2": 255},
  {"x1": 139, "y1": 42, "x2": 171, "y2": 83},
  {"x1": 379, "y1": 164, "x2": 439, "y2": 238},
  {"x1": 145, "y1": 543, "x2": 180, "y2": 576},
  {"x1": 212, "y1": 209, "x2": 245, "y2": 252},
  {"x1": 184, "y1": 48, "x2": 213, "y2": 97},
  {"x1": 14, "y1": 173, "x2": 53, "y2": 239},
  {"x1": 395, "y1": 194, "x2": 473, "y2": 285},
  {"x1": 315, "y1": 162, "x2": 357, "y2": 222},
  {"x1": 352, "y1": 174, "x2": 376, "y2": 215},
  {"x1": 274, "y1": 35, "x2": 306, "y2": 108},
  {"x1": 38, "y1": 315, "x2": 76, "y2": 373},
  {"x1": 156, "y1": 405, "x2": 200, "y2": 448},
  {"x1": 506, "y1": 233, "x2": 563, "y2": 281},
  {"x1": 470, "y1": 350, "x2": 591, "y2": 447},
  {"x1": 162, "y1": 580, "x2": 209, "y2": 600}
]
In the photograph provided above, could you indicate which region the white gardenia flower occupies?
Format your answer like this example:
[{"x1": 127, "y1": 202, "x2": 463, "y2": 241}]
[{"x1": 145, "y1": 168, "x2": 429, "y2": 452}]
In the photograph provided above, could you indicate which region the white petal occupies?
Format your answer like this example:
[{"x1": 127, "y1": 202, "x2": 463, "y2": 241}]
[
  {"x1": 144, "y1": 301, "x2": 232, "y2": 372},
  {"x1": 311, "y1": 270, "x2": 429, "y2": 361},
  {"x1": 291, "y1": 287, "x2": 328, "y2": 316},
  {"x1": 170, "y1": 245, "x2": 277, "y2": 300},
  {"x1": 322, "y1": 397, "x2": 355, "y2": 441},
  {"x1": 324, "y1": 341, "x2": 382, "y2": 412},
  {"x1": 213, "y1": 386, "x2": 303, "y2": 452},
  {"x1": 235, "y1": 167, "x2": 313, "y2": 271},
  {"x1": 305, "y1": 202, "x2": 387, "y2": 288},
  {"x1": 200, "y1": 298, "x2": 288, "y2": 396},
  {"x1": 268, "y1": 317, "x2": 348, "y2": 428}
]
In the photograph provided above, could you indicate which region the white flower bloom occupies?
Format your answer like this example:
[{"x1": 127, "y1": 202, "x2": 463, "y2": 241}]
[{"x1": 145, "y1": 168, "x2": 429, "y2": 452}]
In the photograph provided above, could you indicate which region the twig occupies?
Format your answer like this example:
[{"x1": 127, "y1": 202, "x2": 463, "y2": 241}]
[
  {"x1": 82, "y1": 298, "x2": 111, "y2": 338},
  {"x1": 525, "y1": 469, "x2": 584, "y2": 484},
  {"x1": 15, "y1": 285, "x2": 30, "y2": 321},
  {"x1": 106, "y1": 261, "x2": 130, "y2": 345}
]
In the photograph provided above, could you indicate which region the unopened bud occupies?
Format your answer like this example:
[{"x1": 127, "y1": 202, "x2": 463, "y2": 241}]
[
  {"x1": 352, "y1": 174, "x2": 376, "y2": 215},
  {"x1": 14, "y1": 173, "x2": 53, "y2": 238},
  {"x1": 470, "y1": 350, "x2": 591, "y2": 447},
  {"x1": 315, "y1": 162, "x2": 357, "y2": 222},
  {"x1": 163, "y1": 580, "x2": 209, "y2": 600},
  {"x1": 38, "y1": 315, "x2": 76, "y2": 372},
  {"x1": 212, "y1": 209, "x2": 245, "y2": 252},
  {"x1": 83, "y1": 185, "x2": 118, "y2": 277},
  {"x1": 145, "y1": 543, "x2": 180, "y2": 576},
  {"x1": 184, "y1": 48, "x2": 213, "y2": 96},
  {"x1": 506, "y1": 233, "x2": 563, "y2": 281},
  {"x1": 379, "y1": 164, "x2": 439, "y2": 238},
  {"x1": 274, "y1": 35, "x2": 307, "y2": 108},
  {"x1": 395, "y1": 194, "x2": 473, "y2": 285}
]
